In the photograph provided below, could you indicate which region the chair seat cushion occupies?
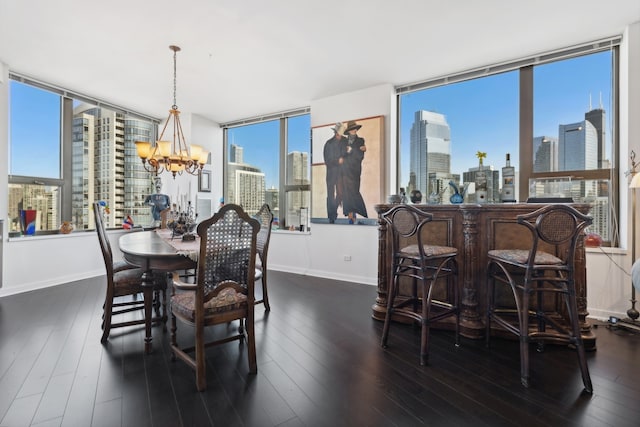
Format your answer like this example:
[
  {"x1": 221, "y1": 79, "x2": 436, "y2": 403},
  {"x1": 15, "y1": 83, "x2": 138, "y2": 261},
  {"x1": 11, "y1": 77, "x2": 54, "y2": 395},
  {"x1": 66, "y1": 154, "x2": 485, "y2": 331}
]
[
  {"x1": 400, "y1": 244, "x2": 457, "y2": 257},
  {"x1": 113, "y1": 267, "x2": 145, "y2": 295},
  {"x1": 171, "y1": 287, "x2": 247, "y2": 321},
  {"x1": 488, "y1": 249, "x2": 562, "y2": 265},
  {"x1": 113, "y1": 260, "x2": 138, "y2": 273}
]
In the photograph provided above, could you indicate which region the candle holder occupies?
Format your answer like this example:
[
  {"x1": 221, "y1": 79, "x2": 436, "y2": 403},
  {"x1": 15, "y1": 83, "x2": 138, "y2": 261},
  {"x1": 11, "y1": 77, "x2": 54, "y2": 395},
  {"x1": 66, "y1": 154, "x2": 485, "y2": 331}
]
[{"x1": 167, "y1": 201, "x2": 198, "y2": 241}]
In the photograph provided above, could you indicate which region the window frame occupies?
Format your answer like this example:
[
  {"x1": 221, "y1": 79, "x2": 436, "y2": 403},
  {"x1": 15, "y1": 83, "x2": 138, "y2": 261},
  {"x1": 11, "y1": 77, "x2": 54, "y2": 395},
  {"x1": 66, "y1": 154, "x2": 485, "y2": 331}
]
[
  {"x1": 221, "y1": 108, "x2": 311, "y2": 230},
  {"x1": 8, "y1": 74, "x2": 160, "y2": 233},
  {"x1": 396, "y1": 37, "x2": 620, "y2": 246}
]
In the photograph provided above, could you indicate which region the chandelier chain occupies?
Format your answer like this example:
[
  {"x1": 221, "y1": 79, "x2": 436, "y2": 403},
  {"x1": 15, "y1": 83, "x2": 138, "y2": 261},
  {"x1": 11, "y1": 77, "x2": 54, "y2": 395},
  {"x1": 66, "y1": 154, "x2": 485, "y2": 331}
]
[{"x1": 172, "y1": 46, "x2": 179, "y2": 110}]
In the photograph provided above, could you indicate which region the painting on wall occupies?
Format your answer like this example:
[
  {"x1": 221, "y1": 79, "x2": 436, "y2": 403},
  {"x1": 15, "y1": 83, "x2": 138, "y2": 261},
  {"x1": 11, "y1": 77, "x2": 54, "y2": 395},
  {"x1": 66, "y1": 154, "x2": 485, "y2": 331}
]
[{"x1": 311, "y1": 115, "x2": 384, "y2": 225}]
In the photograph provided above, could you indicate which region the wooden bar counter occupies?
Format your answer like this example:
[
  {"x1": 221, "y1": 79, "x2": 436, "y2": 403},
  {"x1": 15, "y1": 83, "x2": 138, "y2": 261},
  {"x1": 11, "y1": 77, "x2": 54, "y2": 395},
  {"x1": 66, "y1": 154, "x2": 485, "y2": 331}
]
[{"x1": 373, "y1": 203, "x2": 596, "y2": 349}]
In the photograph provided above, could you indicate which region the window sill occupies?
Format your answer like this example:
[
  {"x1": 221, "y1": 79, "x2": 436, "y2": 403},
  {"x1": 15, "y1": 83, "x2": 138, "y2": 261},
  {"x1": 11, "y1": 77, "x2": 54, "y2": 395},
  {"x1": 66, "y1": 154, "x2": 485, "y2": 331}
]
[{"x1": 273, "y1": 229, "x2": 311, "y2": 235}]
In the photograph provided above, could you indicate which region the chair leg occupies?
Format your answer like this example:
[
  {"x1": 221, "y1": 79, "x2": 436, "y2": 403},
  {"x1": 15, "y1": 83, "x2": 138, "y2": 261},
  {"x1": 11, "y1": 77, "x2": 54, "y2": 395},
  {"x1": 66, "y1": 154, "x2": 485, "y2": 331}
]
[
  {"x1": 566, "y1": 289, "x2": 593, "y2": 393},
  {"x1": 101, "y1": 297, "x2": 113, "y2": 343},
  {"x1": 261, "y1": 272, "x2": 271, "y2": 312},
  {"x1": 161, "y1": 288, "x2": 168, "y2": 331},
  {"x1": 453, "y1": 266, "x2": 460, "y2": 348},
  {"x1": 170, "y1": 314, "x2": 177, "y2": 362},
  {"x1": 380, "y1": 272, "x2": 398, "y2": 349},
  {"x1": 420, "y1": 275, "x2": 433, "y2": 366},
  {"x1": 195, "y1": 322, "x2": 206, "y2": 392},
  {"x1": 247, "y1": 313, "x2": 257, "y2": 374},
  {"x1": 520, "y1": 289, "x2": 531, "y2": 388}
]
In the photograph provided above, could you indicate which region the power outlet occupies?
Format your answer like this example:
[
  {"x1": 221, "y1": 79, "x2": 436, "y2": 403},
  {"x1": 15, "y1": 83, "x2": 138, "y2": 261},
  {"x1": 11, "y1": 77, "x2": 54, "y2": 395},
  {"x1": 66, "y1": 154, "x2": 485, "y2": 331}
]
[{"x1": 343, "y1": 255, "x2": 352, "y2": 261}]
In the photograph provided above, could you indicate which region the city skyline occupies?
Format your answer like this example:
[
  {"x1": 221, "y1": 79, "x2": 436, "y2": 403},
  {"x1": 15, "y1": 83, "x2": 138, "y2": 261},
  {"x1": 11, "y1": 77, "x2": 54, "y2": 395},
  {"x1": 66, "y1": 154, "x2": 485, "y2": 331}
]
[{"x1": 399, "y1": 50, "x2": 613, "y2": 188}]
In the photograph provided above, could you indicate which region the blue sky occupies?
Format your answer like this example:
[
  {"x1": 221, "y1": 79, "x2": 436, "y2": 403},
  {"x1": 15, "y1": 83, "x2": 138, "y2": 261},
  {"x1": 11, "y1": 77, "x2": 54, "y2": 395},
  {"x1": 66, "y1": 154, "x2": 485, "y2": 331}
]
[
  {"x1": 10, "y1": 50, "x2": 611, "y2": 188},
  {"x1": 10, "y1": 82, "x2": 61, "y2": 178},
  {"x1": 227, "y1": 114, "x2": 310, "y2": 189}
]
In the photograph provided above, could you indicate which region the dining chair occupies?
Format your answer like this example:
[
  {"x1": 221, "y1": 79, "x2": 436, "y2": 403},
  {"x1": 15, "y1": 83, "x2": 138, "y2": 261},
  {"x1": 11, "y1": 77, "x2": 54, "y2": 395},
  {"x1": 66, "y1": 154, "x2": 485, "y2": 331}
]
[
  {"x1": 170, "y1": 203, "x2": 260, "y2": 391},
  {"x1": 93, "y1": 201, "x2": 167, "y2": 343},
  {"x1": 254, "y1": 203, "x2": 274, "y2": 311},
  {"x1": 486, "y1": 203, "x2": 593, "y2": 392},
  {"x1": 380, "y1": 204, "x2": 460, "y2": 365}
]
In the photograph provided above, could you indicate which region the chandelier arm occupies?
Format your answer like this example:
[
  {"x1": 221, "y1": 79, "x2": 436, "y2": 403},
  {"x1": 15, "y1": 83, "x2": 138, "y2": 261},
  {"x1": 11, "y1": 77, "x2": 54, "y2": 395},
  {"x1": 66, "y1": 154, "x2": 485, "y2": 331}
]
[{"x1": 158, "y1": 110, "x2": 173, "y2": 144}]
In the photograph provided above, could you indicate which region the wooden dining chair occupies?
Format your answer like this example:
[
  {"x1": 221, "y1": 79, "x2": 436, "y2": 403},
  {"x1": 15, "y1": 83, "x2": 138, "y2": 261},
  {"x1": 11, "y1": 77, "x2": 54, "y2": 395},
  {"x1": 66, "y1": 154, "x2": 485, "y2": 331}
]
[
  {"x1": 170, "y1": 203, "x2": 260, "y2": 391},
  {"x1": 486, "y1": 203, "x2": 593, "y2": 392},
  {"x1": 93, "y1": 201, "x2": 166, "y2": 343},
  {"x1": 254, "y1": 203, "x2": 274, "y2": 311}
]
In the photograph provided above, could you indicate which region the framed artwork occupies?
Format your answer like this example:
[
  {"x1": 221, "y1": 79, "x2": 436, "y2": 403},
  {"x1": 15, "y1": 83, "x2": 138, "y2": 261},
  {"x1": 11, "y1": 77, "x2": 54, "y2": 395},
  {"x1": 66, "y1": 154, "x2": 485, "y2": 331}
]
[
  {"x1": 199, "y1": 170, "x2": 211, "y2": 192},
  {"x1": 311, "y1": 115, "x2": 384, "y2": 225}
]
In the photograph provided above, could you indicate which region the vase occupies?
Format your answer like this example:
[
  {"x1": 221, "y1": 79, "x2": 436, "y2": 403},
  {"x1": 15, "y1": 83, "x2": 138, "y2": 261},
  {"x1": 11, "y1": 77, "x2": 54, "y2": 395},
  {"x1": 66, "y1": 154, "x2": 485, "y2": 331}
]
[
  {"x1": 60, "y1": 221, "x2": 74, "y2": 234},
  {"x1": 19, "y1": 209, "x2": 37, "y2": 235},
  {"x1": 450, "y1": 193, "x2": 464, "y2": 204}
]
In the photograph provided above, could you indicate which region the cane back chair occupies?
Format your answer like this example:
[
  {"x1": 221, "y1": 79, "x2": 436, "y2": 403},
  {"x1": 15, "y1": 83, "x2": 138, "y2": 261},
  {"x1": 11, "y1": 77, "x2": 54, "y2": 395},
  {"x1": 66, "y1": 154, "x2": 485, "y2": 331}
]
[{"x1": 170, "y1": 203, "x2": 260, "y2": 391}]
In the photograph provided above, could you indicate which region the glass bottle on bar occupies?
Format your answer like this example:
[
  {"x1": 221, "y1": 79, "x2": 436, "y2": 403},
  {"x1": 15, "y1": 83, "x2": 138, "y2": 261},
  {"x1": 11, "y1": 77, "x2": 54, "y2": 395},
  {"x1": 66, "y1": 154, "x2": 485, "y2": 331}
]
[{"x1": 501, "y1": 153, "x2": 516, "y2": 202}]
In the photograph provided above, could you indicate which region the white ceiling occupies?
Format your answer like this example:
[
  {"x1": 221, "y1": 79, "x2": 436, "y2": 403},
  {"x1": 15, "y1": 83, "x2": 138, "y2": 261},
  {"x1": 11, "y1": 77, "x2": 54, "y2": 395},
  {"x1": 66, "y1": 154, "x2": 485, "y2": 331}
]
[{"x1": 1, "y1": 1, "x2": 639, "y2": 124}]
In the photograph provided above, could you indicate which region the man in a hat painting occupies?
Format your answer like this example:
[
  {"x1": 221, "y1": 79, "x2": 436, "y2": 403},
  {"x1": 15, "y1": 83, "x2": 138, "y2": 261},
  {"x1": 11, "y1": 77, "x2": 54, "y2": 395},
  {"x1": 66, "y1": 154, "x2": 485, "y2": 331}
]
[
  {"x1": 323, "y1": 122, "x2": 347, "y2": 223},
  {"x1": 342, "y1": 120, "x2": 368, "y2": 222}
]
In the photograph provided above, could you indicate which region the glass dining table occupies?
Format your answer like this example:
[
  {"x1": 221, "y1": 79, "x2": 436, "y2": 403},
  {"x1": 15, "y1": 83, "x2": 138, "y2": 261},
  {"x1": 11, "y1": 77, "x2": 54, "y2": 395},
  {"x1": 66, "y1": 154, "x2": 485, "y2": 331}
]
[{"x1": 118, "y1": 229, "x2": 198, "y2": 353}]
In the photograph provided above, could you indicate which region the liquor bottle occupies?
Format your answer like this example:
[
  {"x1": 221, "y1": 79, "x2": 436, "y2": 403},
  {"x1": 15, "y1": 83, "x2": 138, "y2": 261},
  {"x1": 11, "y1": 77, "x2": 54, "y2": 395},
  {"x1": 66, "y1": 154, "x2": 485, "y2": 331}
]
[
  {"x1": 501, "y1": 153, "x2": 516, "y2": 202},
  {"x1": 474, "y1": 168, "x2": 488, "y2": 203}
]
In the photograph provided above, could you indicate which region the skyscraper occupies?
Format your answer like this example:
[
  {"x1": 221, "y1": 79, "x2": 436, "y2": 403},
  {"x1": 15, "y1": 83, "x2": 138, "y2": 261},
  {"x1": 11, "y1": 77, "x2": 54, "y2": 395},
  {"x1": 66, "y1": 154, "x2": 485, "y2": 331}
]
[
  {"x1": 585, "y1": 107, "x2": 606, "y2": 168},
  {"x1": 533, "y1": 136, "x2": 559, "y2": 173},
  {"x1": 72, "y1": 104, "x2": 154, "y2": 229},
  {"x1": 558, "y1": 120, "x2": 598, "y2": 171},
  {"x1": 409, "y1": 111, "x2": 451, "y2": 195},
  {"x1": 286, "y1": 151, "x2": 310, "y2": 227},
  {"x1": 227, "y1": 144, "x2": 265, "y2": 215}
]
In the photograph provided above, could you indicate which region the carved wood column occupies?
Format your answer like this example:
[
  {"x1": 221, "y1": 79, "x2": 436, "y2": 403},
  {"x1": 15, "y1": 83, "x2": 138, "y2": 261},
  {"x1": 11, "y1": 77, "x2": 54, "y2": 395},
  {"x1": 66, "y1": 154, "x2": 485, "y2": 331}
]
[{"x1": 460, "y1": 208, "x2": 483, "y2": 335}]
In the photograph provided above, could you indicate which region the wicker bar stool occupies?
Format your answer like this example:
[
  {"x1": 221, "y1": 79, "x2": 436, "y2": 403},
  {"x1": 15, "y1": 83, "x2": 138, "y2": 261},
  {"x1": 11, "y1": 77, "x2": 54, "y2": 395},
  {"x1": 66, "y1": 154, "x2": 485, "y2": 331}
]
[
  {"x1": 486, "y1": 203, "x2": 593, "y2": 392},
  {"x1": 380, "y1": 204, "x2": 460, "y2": 365}
]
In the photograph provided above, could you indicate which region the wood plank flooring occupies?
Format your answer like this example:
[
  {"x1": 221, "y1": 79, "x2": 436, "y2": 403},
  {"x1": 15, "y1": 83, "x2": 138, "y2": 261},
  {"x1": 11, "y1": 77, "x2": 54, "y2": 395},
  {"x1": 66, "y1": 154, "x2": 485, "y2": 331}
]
[{"x1": 1, "y1": 271, "x2": 639, "y2": 426}]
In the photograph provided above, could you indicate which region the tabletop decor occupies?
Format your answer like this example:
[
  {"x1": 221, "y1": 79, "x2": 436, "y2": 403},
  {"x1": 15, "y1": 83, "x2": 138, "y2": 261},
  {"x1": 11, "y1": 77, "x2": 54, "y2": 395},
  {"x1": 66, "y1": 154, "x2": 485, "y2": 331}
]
[
  {"x1": 448, "y1": 181, "x2": 466, "y2": 204},
  {"x1": 475, "y1": 151, "x2": 488, "y2": 203},
  {"x1": 167, "y1": 201, "x2": 198, "y2": 241}
]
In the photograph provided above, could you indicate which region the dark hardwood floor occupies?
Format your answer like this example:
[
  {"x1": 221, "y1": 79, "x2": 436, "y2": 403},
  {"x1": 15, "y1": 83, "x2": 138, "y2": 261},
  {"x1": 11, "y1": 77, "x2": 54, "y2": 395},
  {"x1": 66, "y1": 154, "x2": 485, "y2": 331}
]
[{"x1": 1, "y1": 271, "x2": 639, "y2": 427}]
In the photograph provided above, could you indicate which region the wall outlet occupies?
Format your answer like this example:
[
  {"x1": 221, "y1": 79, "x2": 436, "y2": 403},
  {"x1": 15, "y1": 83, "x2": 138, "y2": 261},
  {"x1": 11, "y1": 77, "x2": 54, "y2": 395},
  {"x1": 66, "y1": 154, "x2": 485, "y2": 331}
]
[{"x1": 343, "y1": 255, "x2": 352, "y2": 261}]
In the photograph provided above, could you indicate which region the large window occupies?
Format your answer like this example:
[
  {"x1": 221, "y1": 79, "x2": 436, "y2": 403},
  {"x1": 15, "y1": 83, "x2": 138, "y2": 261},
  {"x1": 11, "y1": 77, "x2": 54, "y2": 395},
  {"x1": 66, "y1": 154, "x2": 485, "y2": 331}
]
[
  {"x1": 398, "y1": 38, "x2": 619, "y2": 245},
  {"x1": 8, "y1": 76, "x2": 158, "y2": 233},
  {"x1": 223, "y1": 111, "x2": 310, "y2": 230}
]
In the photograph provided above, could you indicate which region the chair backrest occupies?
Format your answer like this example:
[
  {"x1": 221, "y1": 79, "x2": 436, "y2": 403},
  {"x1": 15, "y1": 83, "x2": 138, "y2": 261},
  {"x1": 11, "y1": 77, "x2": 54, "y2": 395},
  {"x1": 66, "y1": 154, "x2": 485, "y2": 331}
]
[
  {"x1": 254, "y1": 204, "x2": 274, "y2": 264},
  {"x1": 93, "y1": 201, "x2": 113, "y2": 276},
  {"x1": 195, "y1": 204, "x2": 260, "y2": 299},
  {"x1": 517, "y1": 204, "x2": 593, "y2": 266},
  {"x1": 381, "y1": 204, "x2": 434, "y2": 257}
]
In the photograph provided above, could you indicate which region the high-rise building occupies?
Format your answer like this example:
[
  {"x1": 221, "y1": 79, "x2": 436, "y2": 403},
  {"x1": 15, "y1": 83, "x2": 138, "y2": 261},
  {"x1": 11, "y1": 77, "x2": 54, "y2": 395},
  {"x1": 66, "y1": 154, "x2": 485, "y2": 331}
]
[
  {"x1": 533, "y1": 136, "x2": 559, "y2": 172},
  {"x1": 72, "y1": 105, "x2": 154, "y2": 229},
  {"x1": 227, "y1": 144, "x2": 265, "y2": 215},
  {"x1": 286, "y1": 151, "x2": 310, "y2": 227},
  {"x1": 558, "y1": 121, "x2": 598, "y2": 171},
  {"x1": 585, "y1": 107, "x2": 606, "y2": 168},
  {"x1": 230, "y1": 144, "x2": 244, "y2": 163},
  {"x1": 409, "y1": 111, "x2": 451, "y2": 195}
]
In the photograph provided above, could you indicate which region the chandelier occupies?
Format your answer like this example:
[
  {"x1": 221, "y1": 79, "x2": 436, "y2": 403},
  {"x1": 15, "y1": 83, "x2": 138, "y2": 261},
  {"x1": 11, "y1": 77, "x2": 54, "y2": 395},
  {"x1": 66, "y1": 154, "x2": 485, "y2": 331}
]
[{"x1": 135, "y1": 45, "x2": 208, "y2": 178}]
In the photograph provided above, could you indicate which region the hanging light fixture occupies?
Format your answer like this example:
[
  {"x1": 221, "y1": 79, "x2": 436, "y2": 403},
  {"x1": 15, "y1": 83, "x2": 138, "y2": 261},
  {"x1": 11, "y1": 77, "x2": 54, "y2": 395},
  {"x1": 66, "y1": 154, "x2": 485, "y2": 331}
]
[{"x1": 134, "y1": 45, "x2": 209, "y2": 178}]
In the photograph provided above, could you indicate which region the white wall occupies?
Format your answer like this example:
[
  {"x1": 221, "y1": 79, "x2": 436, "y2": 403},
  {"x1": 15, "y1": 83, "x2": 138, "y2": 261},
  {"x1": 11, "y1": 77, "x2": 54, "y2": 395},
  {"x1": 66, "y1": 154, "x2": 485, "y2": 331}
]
[
  {"x1": 268, "y1": 83, "x2": 395, "y2": 285},
  {"x1": 586, "y1": 21, "x2": 640, "y2": 320}
]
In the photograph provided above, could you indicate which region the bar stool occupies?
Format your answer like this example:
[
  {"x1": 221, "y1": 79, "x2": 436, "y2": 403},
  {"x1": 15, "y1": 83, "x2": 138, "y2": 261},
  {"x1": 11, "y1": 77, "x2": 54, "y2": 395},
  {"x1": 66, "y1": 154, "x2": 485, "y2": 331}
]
[
  {"x1": 486, "y1": 204, "x2": 593, "y2": 392},
  {"x1": 380, "y1": 204, "x2": 460, "y2": 365}
]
